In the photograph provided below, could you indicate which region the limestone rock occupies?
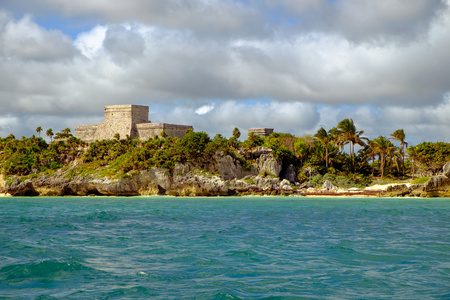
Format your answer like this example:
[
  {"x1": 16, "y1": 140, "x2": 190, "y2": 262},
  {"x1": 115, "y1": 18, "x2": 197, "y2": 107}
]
[
  {"x1": 174, "y1": 162, "x2": 193, "y2": 176},
  {"x1": 299, "y1": 182, "x2": 315, "y2": 189},
  {"x1": 170, "y1": 171, "x2": 228, "y2": 196},
  {"x1": 0, "y1": 174, "x2": 5, "y2": 193},
  {"x1": 217, "y1": 155, "x2": 243, "y2": 180},
  {"x1": 302, "y1": 167, "x2": 318, "y2": 178},
  {"x1": 282, "y1": 164, "x2": 297, "y2": 183},
  {"x1": 385, "y1": 184, "x2": 410, "y2": 197},
  {"x1": 256, "y1": 154, "x2": 282, "y2": 177},
  {"x1": 251, "y1": 147, "x2": 273, "y2": 155},
  {"x1": 279, "y1": 179, "x2": 293, "y2": 190},
  {"x1": 322, "y1": 180, "x2": 337, "y2": 191},
  {"x1": 443, "y1": 162, "x2": 450, "y2": 178},
  {"x1": 425, "y1": 175, "x2": 450, "y2": 191},
  {"x1": 6, "y1": 178, "x2": 37, "y2": 196}
]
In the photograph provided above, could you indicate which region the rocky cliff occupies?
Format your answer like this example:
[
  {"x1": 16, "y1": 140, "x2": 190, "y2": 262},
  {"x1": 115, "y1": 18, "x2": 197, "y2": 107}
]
[
  {"x1": 2, "y1": 152, "x2": 293, "y2": 197},
  {"x1": 3, "y1": 156, "x2": 449, "y2": 198}
]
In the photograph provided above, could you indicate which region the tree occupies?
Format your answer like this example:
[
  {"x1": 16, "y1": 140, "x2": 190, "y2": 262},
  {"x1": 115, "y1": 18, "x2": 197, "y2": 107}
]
[
  {"x1": 176, "y1": 130, "x2": 211, "y2": 162},
  {"x1": 114, "y1": 133, "x2": 120, "y2": 141},
  {"x1": 390, "y1": 129, "x2": 407, "y2": 176},
  {"x1": 372, "y1": 136, "x2": 396, "y2": 178},
  {"x1": 36, "y1": 126, "x2": 43, "y2": 137},
  {"x1": 232, "y1": 127, "x2": 241, "y2": 140},
  {"x1": 46, "y1": 129, "x2": 54, "y2": 142},
  {"x1": 337, "y1": 119, "x2": 367, "y2": 171},
  {"x1": 407, "y1": 142, "x2": 450, "y2": 175},
  {"x1": 314, "y1": 127, "x2": 330, "y2": 168},
  {"x1": 59, "y1": 128, "x2": 72, "y2": 139}
]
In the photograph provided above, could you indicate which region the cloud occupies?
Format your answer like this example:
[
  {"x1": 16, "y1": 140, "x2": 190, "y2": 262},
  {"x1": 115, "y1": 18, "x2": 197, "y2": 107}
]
[
  {"x1": 0, "y1": 13, "x2": 76, "y2": 61},
  {"x1": 103, "y1": 25, "x2": 145, "y2": 63},
  {"x1": 74, "y1": 25, "x2": 106, "y2": 58},
  {"x1": 3, "y1": 0, "x2": 264, "y2": 38},
  {"x1": 195, "y1": 104, "x2": 215, "y2": 115},
  {"x1": 152, "y1": 100, "x2": 319, "y2": 138},
  {"x1": 0, "y1": 2, "x2": 449, "y2": 145},
  {"x1": 265, "y1": 0, "x2": 448, "y2": 43}
]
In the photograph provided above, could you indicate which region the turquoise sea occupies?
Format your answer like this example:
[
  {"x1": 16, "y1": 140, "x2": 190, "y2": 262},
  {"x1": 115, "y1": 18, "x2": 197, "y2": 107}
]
[{"x1": 0, "y1": 197, "x2": 449, "y2": 299}]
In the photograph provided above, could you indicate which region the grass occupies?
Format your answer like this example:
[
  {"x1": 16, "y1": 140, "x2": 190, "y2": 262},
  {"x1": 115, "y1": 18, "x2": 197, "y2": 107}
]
[{"x1": 412, "y1": 177, "x2": 430, "y2": 184}]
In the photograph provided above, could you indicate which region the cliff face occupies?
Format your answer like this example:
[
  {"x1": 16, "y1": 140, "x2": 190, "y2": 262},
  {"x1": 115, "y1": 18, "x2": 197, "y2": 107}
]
[
  {"x1": 2, "y1": 153, "x2": 291, "y2": 197},
  {"x1": 4, "y1": 154, "x2": 449, "y2": 197}
]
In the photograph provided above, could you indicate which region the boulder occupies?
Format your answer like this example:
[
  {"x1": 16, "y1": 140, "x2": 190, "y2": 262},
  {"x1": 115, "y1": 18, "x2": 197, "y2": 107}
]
[
  {"x1": 299, "y1": 182, "x2": 315, "y2": 189},
  {"x1": 302, "y1": 167, "x2": 318, "y2": 178},
  {"x1": 385, "y1": 184, "x2": 410, "y2": 197},
  {"x1": 282, "y1": 164, "x2": 297, "y2": 183},
  {"x1": 279, "y1": 179, "x2": 293, "y2": 190},
  {"x1": 443, "y1": 162, "x2": 450, "y2": 178},
  {"x1": 425, "y1": 175, "x2": 450, "y2": 191},
  {"x1": 322, "y1": 180, "x2": 337, "y2": 191},
  {"x1": 217, "y1": 155, "x2": 243, "y2": 180},
  {"x1": 6, "y1": 178, "x2": 37, "y2": 196},
  {"x1": 256, "y1": 154, "x2": 282, "y2": 177}
]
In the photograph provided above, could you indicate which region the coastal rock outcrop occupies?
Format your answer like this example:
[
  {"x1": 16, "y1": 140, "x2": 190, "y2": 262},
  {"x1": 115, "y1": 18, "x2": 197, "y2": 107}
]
[
  {"x1": 282, "y1": 164, "x2": 297, "y2": 183},
  {"x1": 385, "y1": 184, "x2": 410, "y2": 197},
  {"x1": 256, "y1": 154, "x2": 282, "y2": 177},
  {"x1": 302, "y1": 167, "x2": 318, "y2": 178},
  {"x1": 217, "y1": 155, "x2": 243, "y2": 180},
  {"x1": 169, "y1": 163, "x2": 228, "y2": 196},
  {"x1": 443, "y1": 162, "x2": 450, "y2": 178},
  {"x1": 322, "y1": 180, "x2": 337, "y2": 191}
]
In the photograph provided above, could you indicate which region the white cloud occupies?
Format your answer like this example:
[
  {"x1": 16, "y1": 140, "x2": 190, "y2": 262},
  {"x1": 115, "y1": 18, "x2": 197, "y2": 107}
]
[
  {"x1": 0, "y1": 13, "x2": 76, "y2": 61},
  {"x1": 195, "y1": 104, "x2": 215, "y2": 115},
  {"x1": 0, "y1": 2, "x2": 449, "y2": 145},
  {"x1": 74, "y1": 25, "x2": 107, "y2": 58}
]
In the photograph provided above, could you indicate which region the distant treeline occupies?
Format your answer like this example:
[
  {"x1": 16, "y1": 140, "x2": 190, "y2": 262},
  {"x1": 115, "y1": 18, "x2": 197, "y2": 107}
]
[{"x1": 1, "y1": 120, "x2": 449, "y2": 183}]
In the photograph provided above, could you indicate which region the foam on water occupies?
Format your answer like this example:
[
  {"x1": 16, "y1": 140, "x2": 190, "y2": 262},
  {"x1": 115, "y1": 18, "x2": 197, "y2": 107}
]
[{"x1": 0, "y1": 197, "x2": 449, "y2": 299}]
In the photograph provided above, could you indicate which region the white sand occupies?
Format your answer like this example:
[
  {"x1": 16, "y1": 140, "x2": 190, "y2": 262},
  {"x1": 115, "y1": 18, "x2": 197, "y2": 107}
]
[{"x1": 364, "y1": 183, "x2": 411, "y2": 191}]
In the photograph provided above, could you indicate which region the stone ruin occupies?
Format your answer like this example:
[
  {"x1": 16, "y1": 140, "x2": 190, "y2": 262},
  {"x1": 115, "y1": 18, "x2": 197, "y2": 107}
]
[
  {"x1": 75, "y1": 105, "x2": 193, "y2": 142},
  {"x1": 248, "y1": 128, "x2": 274, "y2": 138}
]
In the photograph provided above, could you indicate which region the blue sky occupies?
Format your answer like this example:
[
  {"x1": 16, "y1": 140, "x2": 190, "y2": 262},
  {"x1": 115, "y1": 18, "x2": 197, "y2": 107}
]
[{"x1": 0, "y1": 0, "x2": 449, "y2": 145}]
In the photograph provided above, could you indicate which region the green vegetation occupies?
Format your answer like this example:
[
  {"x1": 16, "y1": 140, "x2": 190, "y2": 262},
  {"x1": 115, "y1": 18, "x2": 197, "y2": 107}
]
[
  {"x1": 1, "y1": 120, "x2": 449, "y2": 187},
  {"x1": 412, "y1": 177, "x2": 430, "y2": 184}
]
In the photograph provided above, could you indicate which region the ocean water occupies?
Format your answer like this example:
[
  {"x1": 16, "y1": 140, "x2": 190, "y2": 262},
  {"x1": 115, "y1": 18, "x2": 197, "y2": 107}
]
[{"x1": 0, "y1": 197, "x2": 449, "y2": 299}]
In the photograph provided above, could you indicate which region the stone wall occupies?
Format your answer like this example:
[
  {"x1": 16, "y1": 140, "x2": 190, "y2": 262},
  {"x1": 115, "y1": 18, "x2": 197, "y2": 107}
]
[
  {"x1": 137, "y1": 123, "x2": 193, "y2": 140},
  {"x1": 248, "y1": 128, "x2": 274, "y2": 138},
  {"x1": 74, "y1": 125, "x2": 98, "y2": 143}
]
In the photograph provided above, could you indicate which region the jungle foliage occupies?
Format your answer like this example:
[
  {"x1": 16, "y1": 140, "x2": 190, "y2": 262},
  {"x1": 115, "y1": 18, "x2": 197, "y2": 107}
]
[{"x1": 1, "y1": 121, "x2": 449, "y2": 183}]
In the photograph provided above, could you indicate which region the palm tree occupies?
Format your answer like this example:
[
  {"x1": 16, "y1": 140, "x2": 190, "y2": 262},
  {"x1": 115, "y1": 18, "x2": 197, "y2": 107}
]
[
  {"x1": 36, "y1": 126, "x2": 43, "y2": 137},
  {"x1": 314, "y1": 127, "x2": 330, "y2": 168},
  {"x1": 390, "y1": 129, "x2": 407, "y2": 176},
  {"x1": 359, "y1": 140, "x2": 377, "y2": 176},
  {"x1": 407, "y1": 146, "x2": 418, "y2": 179},
  {"x1": 337, "y1": 119, "x2": 367, "y2": 171},
  {"x1": 372, "y1": 136, "x2": 396, "y2": 178},
  {"x1": 232, "y1": 127, "x2": 241, "y2": 140},
  {"x1": 46, "y1": 128, "x2": 54, "y2": 142}
]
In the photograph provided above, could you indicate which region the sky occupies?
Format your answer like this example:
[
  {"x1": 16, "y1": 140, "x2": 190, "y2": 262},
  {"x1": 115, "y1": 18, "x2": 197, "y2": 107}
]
[{"x1": 0, "y1": 0, "x2": 449, "y2": 145}]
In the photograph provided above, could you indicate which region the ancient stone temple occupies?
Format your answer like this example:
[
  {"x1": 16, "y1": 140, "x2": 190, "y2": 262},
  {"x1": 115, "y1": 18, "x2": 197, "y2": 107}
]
[
  {"x1": 248, "y1": 128, "x2": 274, "y2": 138},
  {"x1": 75, "y1": 105, "x2": 193, "y2": 142}
]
